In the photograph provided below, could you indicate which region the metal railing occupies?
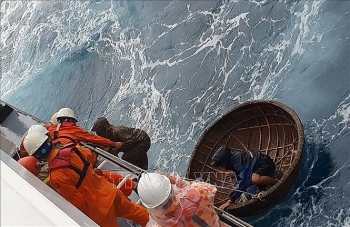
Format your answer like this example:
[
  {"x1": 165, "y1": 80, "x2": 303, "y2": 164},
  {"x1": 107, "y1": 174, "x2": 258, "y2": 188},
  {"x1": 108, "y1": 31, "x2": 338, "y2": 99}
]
[{"x1": 81, "y1": 142, "x2": 254, "y2": 227}]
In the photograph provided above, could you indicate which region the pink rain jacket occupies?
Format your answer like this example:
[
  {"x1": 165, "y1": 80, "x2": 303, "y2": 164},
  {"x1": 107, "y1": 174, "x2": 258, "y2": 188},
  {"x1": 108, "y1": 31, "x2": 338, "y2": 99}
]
[{"x1": 146, "y1": 176, "x2": 229, "y2": 227}]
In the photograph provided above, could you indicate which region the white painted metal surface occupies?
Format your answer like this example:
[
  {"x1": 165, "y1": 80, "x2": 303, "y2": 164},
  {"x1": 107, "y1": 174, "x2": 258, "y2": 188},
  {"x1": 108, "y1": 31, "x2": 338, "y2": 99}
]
[{"x1": 1, "y1": 151, "x2": 98, "y2": 226}]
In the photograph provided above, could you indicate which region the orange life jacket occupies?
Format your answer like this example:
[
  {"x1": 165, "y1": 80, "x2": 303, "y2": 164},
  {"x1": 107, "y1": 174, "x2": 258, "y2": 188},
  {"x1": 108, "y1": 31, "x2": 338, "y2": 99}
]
[
  {"x1": 49, "y1": 133, "x2": 97, "y2": 166},
  {"x1": 49, "y1": 143, "x2": 90, "y2": 189},
  {"x1": 49, "y1": 142, "x2": 135, "y2": 196},
  {"x1": 48, "y1": 144, "x2": 117, "y2": 224}
]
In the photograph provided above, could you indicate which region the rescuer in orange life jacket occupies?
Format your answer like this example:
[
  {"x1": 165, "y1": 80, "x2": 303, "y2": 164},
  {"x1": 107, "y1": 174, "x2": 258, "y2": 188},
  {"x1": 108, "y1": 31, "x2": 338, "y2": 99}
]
[
  {"x1": 18, "y1": 123, "x2": 137, "y2": 197},
  {"x1": 18, "y1": 112, "x2": 58, "y2": 184},
  {"x1": 22, "y1": 131, "x2": 149, "y2": 227},
  {"x1": 19, "y1": 109, "x2": 136, "y2": 194},
  {"x1": 47, "y1": 108, "x2": 138, "y2": 193},
  {"x1": 18, "y1": 124, "x2": 51, "y2": 182},
  {"x1": 46, "y1": 108, "x2": 124, "y2": 157},
  {"x1": 19, "y1": 112, "x2": 58, "y2": 158}
]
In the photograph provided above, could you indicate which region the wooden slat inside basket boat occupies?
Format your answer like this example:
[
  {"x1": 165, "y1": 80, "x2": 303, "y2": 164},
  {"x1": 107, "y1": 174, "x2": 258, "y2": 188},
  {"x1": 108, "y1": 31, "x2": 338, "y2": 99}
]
[{"x1": 186, "y1": 100, "x2": 305, "y2": 217}]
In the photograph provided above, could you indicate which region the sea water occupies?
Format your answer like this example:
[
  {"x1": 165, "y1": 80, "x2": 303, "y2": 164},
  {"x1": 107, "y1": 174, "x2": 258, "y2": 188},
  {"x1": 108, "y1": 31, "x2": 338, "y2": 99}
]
[{"x1": 1, "y1": 1, "x2": 349, "y2": 226}]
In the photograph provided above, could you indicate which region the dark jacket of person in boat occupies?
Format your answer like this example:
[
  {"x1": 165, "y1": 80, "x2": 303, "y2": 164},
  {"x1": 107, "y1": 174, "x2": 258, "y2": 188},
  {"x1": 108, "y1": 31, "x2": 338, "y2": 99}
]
[
  {"x1": 92, "y1": 117, "x2": 151, "y2": 170},
  {"x1": 211, "y1": 145, "x2": 276, "y2": 202}
]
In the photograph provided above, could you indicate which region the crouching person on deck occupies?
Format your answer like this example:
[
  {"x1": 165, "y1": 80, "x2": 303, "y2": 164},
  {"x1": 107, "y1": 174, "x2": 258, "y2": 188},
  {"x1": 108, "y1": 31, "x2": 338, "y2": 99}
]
[
  {"x1": 22, "y1": 131, "x2": 149, "y2": 227},
  {"x1": 137, "y1": 172, "x2": 229, "y2": 227},
  {"x1": 91, "y1": 117, "x2": 151, "y2": 170}
]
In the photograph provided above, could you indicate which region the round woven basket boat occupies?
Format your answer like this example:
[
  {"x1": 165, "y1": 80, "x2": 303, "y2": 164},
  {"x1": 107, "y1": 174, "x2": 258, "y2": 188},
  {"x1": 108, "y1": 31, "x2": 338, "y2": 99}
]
[{"x1": 186, "y1": 100, "x2": 305, "y2": 217}]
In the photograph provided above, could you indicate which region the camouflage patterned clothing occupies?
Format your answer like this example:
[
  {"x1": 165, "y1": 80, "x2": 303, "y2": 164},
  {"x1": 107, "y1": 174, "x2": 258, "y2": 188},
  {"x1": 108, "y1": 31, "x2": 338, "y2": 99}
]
[{"x1": 92, "y1": 117, "x2": 151, "y2": 170}]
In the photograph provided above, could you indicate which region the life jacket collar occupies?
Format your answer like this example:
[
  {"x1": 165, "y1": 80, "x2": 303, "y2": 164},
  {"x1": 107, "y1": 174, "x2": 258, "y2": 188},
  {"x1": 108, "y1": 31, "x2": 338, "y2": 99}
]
[{"x1": 49, "y1": 143, "x2": 75, "y2": 170}]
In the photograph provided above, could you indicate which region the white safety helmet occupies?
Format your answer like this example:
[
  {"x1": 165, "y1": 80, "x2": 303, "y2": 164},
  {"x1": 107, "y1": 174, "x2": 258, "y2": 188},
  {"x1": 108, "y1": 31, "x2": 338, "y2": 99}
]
[
  {"x1": 137, "y1": 172, "x2": 172, "y2": 208},
  {"x1": 28, "y1": 124, "x2": 48, "y2": 135},
  {"x1": 23, "y1": 131, "x2": 48, "y2": 156},
  {"x1": 57, "y1": 108, "x2": 77, "y2": 121},
  {"x1": 50, "y1": 112, "x2": 58, "y2": 125}
]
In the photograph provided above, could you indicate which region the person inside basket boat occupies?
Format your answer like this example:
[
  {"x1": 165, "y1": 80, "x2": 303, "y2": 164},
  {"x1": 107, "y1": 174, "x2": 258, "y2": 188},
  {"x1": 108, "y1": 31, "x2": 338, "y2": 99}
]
[
  {"x1": 91, "y1": 117, "x2": 151, "y2": 170},
  {"x1": 137, "y1": 172, "x2": 229, "y2": 227},
  {"x1": 211, "y1": 145, "x2": 278, "y2": 210},
  {"x1": 22, "y1": 131, "x2": 149, "y2": 227}
]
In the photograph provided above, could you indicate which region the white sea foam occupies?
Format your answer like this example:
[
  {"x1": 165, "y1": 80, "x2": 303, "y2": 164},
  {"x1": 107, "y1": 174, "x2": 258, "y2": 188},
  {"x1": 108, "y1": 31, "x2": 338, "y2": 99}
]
[{"x1": 1, "y1": 0, "x2": 349, "y2": 226}]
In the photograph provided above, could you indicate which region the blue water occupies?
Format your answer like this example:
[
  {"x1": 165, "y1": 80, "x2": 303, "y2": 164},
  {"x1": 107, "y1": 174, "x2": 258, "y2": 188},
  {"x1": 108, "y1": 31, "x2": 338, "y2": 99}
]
[{"x1": 1, "y1": 1, "x2": 349, "y2": 226}]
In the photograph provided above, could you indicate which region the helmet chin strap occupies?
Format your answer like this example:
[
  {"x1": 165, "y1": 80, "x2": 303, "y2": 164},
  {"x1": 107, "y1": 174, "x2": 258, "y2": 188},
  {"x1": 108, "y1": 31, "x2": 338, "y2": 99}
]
[{"x1": 53, "y1": 123, "x2": 62, "y2": 139}]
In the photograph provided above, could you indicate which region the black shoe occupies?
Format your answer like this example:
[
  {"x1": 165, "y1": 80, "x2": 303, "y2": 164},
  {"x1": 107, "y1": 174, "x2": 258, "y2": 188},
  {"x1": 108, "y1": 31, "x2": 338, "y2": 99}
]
[
  {"x1": 133, "y1": 187, "x2": 138, "y2": 195},
  {"x1": 132, "y1": 177, "x2": 139, "y2": 183}
]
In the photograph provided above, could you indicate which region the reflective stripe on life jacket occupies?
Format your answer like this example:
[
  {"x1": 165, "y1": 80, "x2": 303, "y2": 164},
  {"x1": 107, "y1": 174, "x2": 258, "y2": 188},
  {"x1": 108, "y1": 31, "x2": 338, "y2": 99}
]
[{"x1": 49, "y1": 143, "x2": 90, "y2": 189}]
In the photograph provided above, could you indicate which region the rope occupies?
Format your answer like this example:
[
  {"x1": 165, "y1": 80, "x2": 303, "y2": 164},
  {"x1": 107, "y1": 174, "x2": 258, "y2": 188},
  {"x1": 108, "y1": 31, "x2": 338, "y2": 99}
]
[
  {"x1": 215, "y1": 185, "x2": 267, "y2": 201},
  {"x1": 81, "y1": 142, "x2": 253, "y2": 226}
]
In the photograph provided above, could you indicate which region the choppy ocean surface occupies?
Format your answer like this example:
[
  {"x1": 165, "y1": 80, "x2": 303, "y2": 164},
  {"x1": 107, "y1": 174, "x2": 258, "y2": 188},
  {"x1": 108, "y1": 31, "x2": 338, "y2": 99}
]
[{"x1": 1, "y1": 1, "x2": 349, "y2": 226}]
